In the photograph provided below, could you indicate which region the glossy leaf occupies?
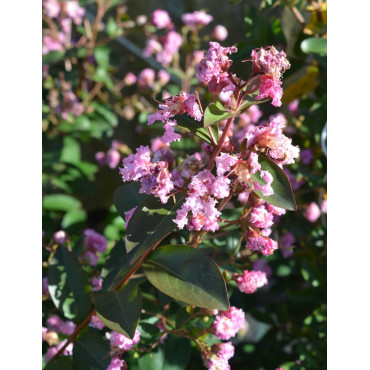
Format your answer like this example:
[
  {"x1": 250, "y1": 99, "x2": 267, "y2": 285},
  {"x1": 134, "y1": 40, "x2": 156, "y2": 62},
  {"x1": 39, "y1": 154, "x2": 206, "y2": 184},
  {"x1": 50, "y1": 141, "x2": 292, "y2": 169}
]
[
  {"x1": 250, "y1": 154, "x2": 296, "y2": 210},
  {"x1": 93, "y1": 282, "x2": 142, "y2": 339},
  {"x1": 237, "y1": 96, "x2": 269, "y2": 114},
  {"x1": 163, "y1": 335, "x2": 191, "y2": 370},
  {"x1": 204, "y1": 101, "x2": 233, "y2": 127},
  {"x1": 73, "y1": 330, "x2": 110, "y2": 370},
  {"x1": 101, "y1": 239, "x2": 130, "y2": 291},
  {"x1": 301, "y1": 37, "x2": 327, "y2": 55},
  {"x1": 143, "y1": 245, "x2": 229, "y2": 310},
  {"x1": 138, "y1": 347, "x2": 165, "y2": 370},
  {"x1": 113, "y1": 182, "x2": 147, "y2": 221},
  {"x1": 175, "y1": 115, "x2": 218, "y2": 144},
  {"x1": 125, "y1": 194, "x2": 186, "y2": 265},
  {"x1": 44, "y1": 357, "x2": 73, "y2": 370},
  {"x1": 48, "y1": 247, "x2": 92, "y2": 322}
]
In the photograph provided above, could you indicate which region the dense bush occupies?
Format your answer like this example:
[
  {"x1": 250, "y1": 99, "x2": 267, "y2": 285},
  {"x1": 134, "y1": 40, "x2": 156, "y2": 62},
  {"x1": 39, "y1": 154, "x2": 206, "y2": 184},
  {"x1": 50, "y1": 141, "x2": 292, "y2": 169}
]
[{"x1": 42, "y1": 1, "x2": 326, "y2": 369}]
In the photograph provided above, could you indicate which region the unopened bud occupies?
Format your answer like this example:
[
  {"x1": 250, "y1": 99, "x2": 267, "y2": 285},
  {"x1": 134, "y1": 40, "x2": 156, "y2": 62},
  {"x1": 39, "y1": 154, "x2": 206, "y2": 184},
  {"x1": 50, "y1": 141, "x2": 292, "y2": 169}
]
[
  {"x1": 248, "y1": 192, "x2": 265, "y2": 207},
  {"x1": 45, "y1": 331, "x2": 59, "y2": 346}
]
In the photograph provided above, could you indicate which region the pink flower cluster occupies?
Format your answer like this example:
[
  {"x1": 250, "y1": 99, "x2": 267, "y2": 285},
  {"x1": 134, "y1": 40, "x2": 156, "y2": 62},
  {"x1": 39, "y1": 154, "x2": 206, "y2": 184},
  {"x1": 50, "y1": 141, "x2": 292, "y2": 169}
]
[
  {"x1": 96, "y1": 141, "x2": 128, "y2": 169},
  {"x1": 80, "y1": 229, "x2": 107, "y2": 266},
  {"x1": 196, "y1": 42, "x2": 238, "y2": 95},
  {"x1": 303, "y1": 202, "x2": 321, "y2": 223},
  {"x1": 57, "y1": 91, "x2": 84, "y2": 120},
  {"x1": 47, "y1": 314, "x2": 76, "y2": 336},
  {"x1": 44, "y1": 339, "x2": 73, "y2": 363},
  {"x1": 233, "y1": 270, "x2": 268, "y2": 293},
  {"x1": 89, "y1": 314, "x2": 105, "y2": 330},
  {"x1": 53, "y1": 230, "x2": 67, "y2": 244},
  {"x1": 204, "y1": 342, "x2": 235, "y2": 370},
  {"x1": 119, "y1": 146, "x2": 174, "y2": 203},
  {"x1": 245, "y1": 116, "x2": 300, "y2": 166},
  {"x1": 152, "y1": 9, "x2": 172, "y2": 29},
  {"x1": 109, "y1": 329, "x2": 141, "y2": 352},
  {"x1": 182, "y1": 10, "x2": 213, "y2": 30},
  {"x1": 212, "y1": 306, "x2": 245, "y2": 340},
  {"x1": 147, "y1": 91, "x2": 202, "y2": 145},
  {"x1": 174, "y1": 169, "x2": 231, "y2": 232},
  {"x1": 107, "y1": 356, "x2": 126, "y2": 370},
  {"x1": 250, "y1": 46, "x2": 291, "y2": 107}
]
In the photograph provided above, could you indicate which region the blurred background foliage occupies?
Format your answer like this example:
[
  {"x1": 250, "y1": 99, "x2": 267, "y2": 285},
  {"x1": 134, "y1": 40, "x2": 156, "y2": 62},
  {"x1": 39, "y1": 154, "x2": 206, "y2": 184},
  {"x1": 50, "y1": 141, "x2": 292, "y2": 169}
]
[{"x1": 42, "y1": 0, "x2": 326, "y2": 368}]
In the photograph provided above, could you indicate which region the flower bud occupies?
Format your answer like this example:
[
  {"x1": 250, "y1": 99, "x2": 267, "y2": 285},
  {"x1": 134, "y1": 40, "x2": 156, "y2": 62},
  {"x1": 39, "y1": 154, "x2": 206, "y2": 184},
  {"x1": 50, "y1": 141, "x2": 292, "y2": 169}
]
[{"x1": 45, "y1": 331, "x2": 59, "y2": 346}]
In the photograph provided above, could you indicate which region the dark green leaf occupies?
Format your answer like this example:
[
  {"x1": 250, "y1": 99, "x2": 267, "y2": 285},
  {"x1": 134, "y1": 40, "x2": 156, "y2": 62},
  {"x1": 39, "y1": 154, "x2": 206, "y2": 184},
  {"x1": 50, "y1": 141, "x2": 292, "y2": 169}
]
[
  {"x1": 101, "y1": 240, "x2": 130, "y2": 291},
  {"x1": 73, "y1": 330, "x2": 110, "y2": 370},
  {"x1": 301, "y1": 37, "x2": 327, "y2": 55},
  {"x1": 163, "y1": 335, "x2": 191, "y2": 370},
  {"x1": 44, "y1": 356, "x2": 73, "y2": 370},
  {"x1": 237, "y1": 96, "x2": 269, "y2": 114},
  {"x1": 43, "y1": 194, "x2": 81, "y2": 212},
  {"x1": 175, "y1": 115, "x2": 217, "y2": 144},
  {"x1": 42, "y1": 51, "x2": 65, "y2": 65},
  {"x1": 48, "y1": 247, "x2": 92, "y2": 322},
  {"x1": 204, "y1": 101, "x2": 233, "y2": 127},
  {"x1": 113, "y1": 183, "x2": 147, "y2": 221},
  {"x1": 125, "y1": 194, "x2": 186, "y2": 265},
  {"x1": 250, "y1": 154, "x2": 296, "y2": 210},
  {"x1": 93, "y1": 282, "x2": 142, "y2": 339},
  {"x1": 143, "y1": 245, "x2": 229, "y2": 310}
]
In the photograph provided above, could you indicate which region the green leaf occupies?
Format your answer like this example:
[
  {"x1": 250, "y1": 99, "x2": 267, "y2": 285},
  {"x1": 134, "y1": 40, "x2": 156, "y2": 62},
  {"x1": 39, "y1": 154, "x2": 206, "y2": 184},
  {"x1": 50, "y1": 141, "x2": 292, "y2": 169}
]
[
  {"x1": 73, "y1": 330, "x2": 110, "y2": 370},
  {"x1": 91, "y1": 102, "x2": 118, "y2": 126},
  {"x1": 162, "y1": 335, "x2": 191, "y2": 370},
  {"x1": 175, "y1": 115, "x2": 217, "y2": 144},
  {"x1": 113, "y1": 183, "x2": 147, "y2": 221},
  {"x1": 48, "y1": 247, "x2": 92, "y2": 322},
  {"x1": 61, "y1": 209, "x2": 87, "y2": 229},
  {"x1": 43, "y1": 194, "x2": 81, "y2": 212},
  {"x1": 93, "y1": 282, "x2": 142, "y2": 339},
  {"x1": 93, "y1": 46, "x2": 110, "y2": 68},
  {"x1": 101, "y1": 240, "x2": 130, "y2": 291},
  {"x1": 301, "y1": 37, "x2": 327, "y2": 55},
  {"x1": 204, "y1": 101, "x2": 233, "y2": 127},
  {"x1": 60, "y1": 136, "x2": 81, "y2": 163},
  {"x1": 44, "y1": 356, "x2": 73, "y2": 370},
  {"x1": 125, "y1": 194, "x2": 186, "y2": 265},
  {"x1": 42, "y1": 51, "x2": 65, "y2": 65},
  {"x1": 250, "y1": 154, "x2": 297, "y2": 210},
  {"x1": 237, "y1": 96, "x2": 270, "y2": 114},
  {"x1": 143, "y1": 245, "x2": 229, "y2": 310}
]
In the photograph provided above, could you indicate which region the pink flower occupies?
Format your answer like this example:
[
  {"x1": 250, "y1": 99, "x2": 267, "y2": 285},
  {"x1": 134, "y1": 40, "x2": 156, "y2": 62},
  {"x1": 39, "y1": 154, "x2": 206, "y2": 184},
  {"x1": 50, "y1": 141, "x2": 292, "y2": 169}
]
[
  {"x1": 280, "y1": 232, "x2": 296, "y2": 247},
  {"x1": 152, "y1": 148, "x2": 175, "y2": 168},
  {"x1": 123, "y1": 72, "x2": 136, "y2": 86},
  {"x1": 143, "y1": 38, "x2": 163, "y2": 58},
  {"x1": 238, "y1": 191, "x2": 250, "y2": 204},
  {"x1": 192, "y1": 50, "x2": 204, "y2": 65},
  {"x1": 196, "y1": 42, "x2": 237, "y2": 91},
  {"x1": 89, "y1": 314, "x2": 105, "y2": 330},
  {"x1": 162, "y1": 122, "x2": 181, "y2": 145},
  {"x1": 152, "y1": 9, "x2": 172, "y2": 29},
  {"x1": 95, "y1": 151, "x2": 106, "y2": 166},
  {"x1": 251, "y1": 46, "x2": 290, "y2": 80},
  {"x1": 42, "y1": 327, "x2": 48, "y2": 341},
  {"x1": 266, "y1": 204, "x2": 286, "y2": 216},
  {"x1": 215, "y1": 153, "x2": 238, "y2": 176},
  {"x1": 104, "y1": 149, "x2": 120, "y2": 169},
  {"x1": 91, "y1": 275, "x2": 102, "y2": 291},
  {"x1": 212, "y1": 306, "x2": 245, "y2": 340},
  {"x1": 233, "y1": 270, "x2": 268, "y2": 293},
  {"x1": 43, "y1": 0, "x2": 60, "y2": 18},
  {"x1": 110, "y1": 329, "x2": 141, "y2": 351},
  {"x1": 249, "y1": 205, "x2": 274, "y2": 229},
  {"x1": 182, "y1": 10, "x2": 213, "y2": 29},
  {"x1": 158, "y1": 70, "x2": 171, "y2": 86},
  {"x1": 247, "y1": 233, "x2": 278, "y2": 256},
  {"x1": 45, "y1": 340, "x2": 73, "y2": 362},
  {"x1": 288, "y1": 99, "x2": 299, "y2": 117},
  {"x1": 254, "y1": 170, "x2": 274, "y2": 196},
  {"x1": 157, "y1": 31, "x2": 182, "y2": 65},
  {"x1": 212, "y1": 176, "x2": 231, "y2": 199},
  {"x1": 59, "y1": 321, "x2": 76, "y2": 336},
  {"x1": 47, "y1": 315, "x2": 63, "y2": 331},
  {"x1": 107, "y1": 356, "x2": 126, "y2": 370},
  {"x1": 64, "y1": 1, "x2": 85, "y2": 25},
  {"x1": 212, "y1": 25, "x2": 228, "y2": 41},
  {"x1": 84, "y1": 229, "x2": 107, "y2": 253},
  {"x1": 246, "y1": 116, "x2": 300, "y2": 166},
  {"x1": 119, "y1": 145, "x2": 152, "y2": 182},
  {"x1": 124, "y1": 207, "x2": 137, "y2": 226},
  {"x1": 148, "y1": 91, "x2": 202, "y2": 124},
  {"x1": 137, "y1": 68, "x2": 155, "y2": 88},
  {"x1": 53, "y1": 230, "x2": 67, "y2": 244},
  {"x1": 42, "y1": 34, "x2": 65, "y2": 55},
  {"x1": 212, "y1": 342, "x2": 235, "y2": 361},
  {"x1": 256, "y1": 74, "x2": 283, "y2": 107},
  {"x1": 303, "y1": 202, "x2": 321, "y2": 223},
  {"x1": 80, "y1": 251, "x2": 99, "y2": 266},
  {"x1": 58, "y1": 91, "x2": 84, "y2": 119}
]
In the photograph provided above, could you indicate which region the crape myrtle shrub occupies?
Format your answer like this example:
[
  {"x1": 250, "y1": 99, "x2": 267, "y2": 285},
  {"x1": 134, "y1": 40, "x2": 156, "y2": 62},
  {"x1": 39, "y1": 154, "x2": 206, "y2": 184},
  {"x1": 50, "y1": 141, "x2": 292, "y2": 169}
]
[{"x1": 42, "y1": 0, "x2": 326, "y2": 369}]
